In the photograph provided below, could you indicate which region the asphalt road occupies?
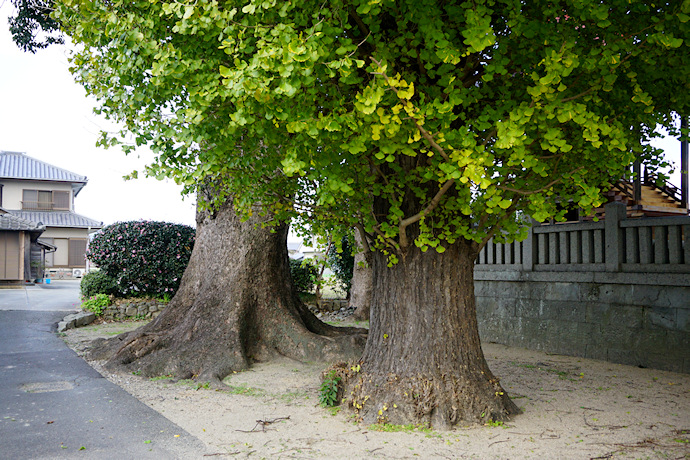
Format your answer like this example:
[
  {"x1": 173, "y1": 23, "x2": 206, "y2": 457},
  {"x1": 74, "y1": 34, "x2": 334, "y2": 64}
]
[
  {"x1": 0, "y1": 280, "x2": 81, "y2": 311},
  {"x1": 0, "y1": 283, "x2": 209, "y2": 459}
]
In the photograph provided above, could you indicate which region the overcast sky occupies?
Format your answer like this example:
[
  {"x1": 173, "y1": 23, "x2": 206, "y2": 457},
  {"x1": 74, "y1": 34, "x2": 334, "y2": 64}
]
[
  {"x1": 0, "y1": 6, "x2": 197, "y2": 227},
  {"x1": 0, "y1": 6, "x2": 684, "y2": 231}
]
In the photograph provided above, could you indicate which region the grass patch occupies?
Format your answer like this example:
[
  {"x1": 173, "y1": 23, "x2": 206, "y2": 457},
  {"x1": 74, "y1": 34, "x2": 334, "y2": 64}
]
[
  {"x1": 370, "y1": 423, "x2": 433, "y2": 434},
  {"x1": 224, "y1": 384, "x2": 265, "y2": 397},
  {"x1": 149, "y1": 374, "x2": 174, "y2": 382},
  {"x1": 326, "y1": 406, "x2": 342, "y2": 416},
  {"x1": 279, "y1": 391, "x2": 309, "y2": 403}
]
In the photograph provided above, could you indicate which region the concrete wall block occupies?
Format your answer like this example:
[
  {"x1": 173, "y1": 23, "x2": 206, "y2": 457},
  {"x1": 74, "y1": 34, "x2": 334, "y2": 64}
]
[
  {"x1": 676, "y1": 308, "x2": 690, "y2": 332},
  {"x1": 475, "y1": 297, "x2": 498, "y2": 319},
  {"x1": 665, "y1": 330, "x2": 690, "y2": 350},
  {"x1": 607, "y1": 348, "x2": 644, "y2": 367},
  {"x1": 637, "y1": 353, "x2": 685, "y2": 373},
  {"x1": 496, "y1": 298, "x2": 517, "y2": 318},
  {"x1": 600, "y1": 326, "x2": 641, "y2": 350},
  {"x1": 606, "y1": 305, "x2": 644, "y2": 329},
  {"x1": 643, "y1": 306, "x2": 677, "y2": 330},
  {"x1": 580, "y1": 284, "x2": 601, "y2": 302},
  {"x1": 515, "y1": 298, "x2": 541, "y2": 319},
  {"x1": 631, "y1": 284, "x2": 690, "y2": 308},
  {"x1": 538, "y1": 300, "x2": 586, "y2": 323},
  {"x1": 474, "y1": 281, "x2": 490, "y2": 297},
  {"x1": 543, "y1": 282, "x2": 581, "y2": 302},
  {"x1": 585, "y1": 302, "x2": 610, "y2": 324},
  {"x1": 584, "y1": 343, "x2": 608, "y2": 361},
  {"x1": 576, "y1": 321, "x2": 601, "y2": 344},
  {"x1": 636, "y1": 329, "x2": 669, "y2": 352},
  {"x1": 486, "y1": 281, "x2": 521, "y2": 299},
  {"x1": 592, "y1": 284, "x2": 634, "y2": 305}
]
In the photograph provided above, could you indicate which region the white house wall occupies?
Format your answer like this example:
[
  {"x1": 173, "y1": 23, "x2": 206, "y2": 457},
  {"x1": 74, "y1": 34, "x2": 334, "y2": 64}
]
[{"x1": 2, "y1": 179, "x2": 73, "y2": 210}]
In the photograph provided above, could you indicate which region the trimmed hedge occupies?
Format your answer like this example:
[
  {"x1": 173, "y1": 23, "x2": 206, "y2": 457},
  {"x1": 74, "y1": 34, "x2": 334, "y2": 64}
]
[{"x1": 86, "y1": 221, "x2": 195, "y2": 298}]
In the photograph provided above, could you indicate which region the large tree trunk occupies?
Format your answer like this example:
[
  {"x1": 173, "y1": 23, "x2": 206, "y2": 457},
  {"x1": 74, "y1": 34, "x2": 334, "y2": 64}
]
[
  {"x1": 350, "y1": 228, "x2": 373, "y2": 322},
  {"x1": 341, "y1": 240, "x2": 519, "y2": 429},
  {"x1": 89, "y1": 198, "x2": 366, "y2": 384}
]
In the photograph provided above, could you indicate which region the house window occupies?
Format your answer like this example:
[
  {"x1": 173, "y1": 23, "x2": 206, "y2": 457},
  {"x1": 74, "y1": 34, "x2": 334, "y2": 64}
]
[
  {"x1": 68, "y1": 239, "x2": 87, "y2": 267},
  {"x1": 22, "y1": 190, "x2": 70, "y2": 211}
]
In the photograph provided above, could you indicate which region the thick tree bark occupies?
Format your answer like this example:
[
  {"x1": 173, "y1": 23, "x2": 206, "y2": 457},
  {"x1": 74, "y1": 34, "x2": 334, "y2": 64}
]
[
  {"x1": 89, "y1": 198, "x2": 366, "y2": 384},
  {"x1": 350, "y1": 228, "x2": 373, "y2": 322},
  {"x1": 341, "y1": 240, "x2": 519, "y2": 428}
]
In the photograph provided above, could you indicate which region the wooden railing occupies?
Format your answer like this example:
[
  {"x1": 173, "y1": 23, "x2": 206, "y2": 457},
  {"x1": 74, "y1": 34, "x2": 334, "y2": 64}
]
[
  {"x1": 21, "y1": 201, "x2": 69, "y2": 211},
  {"x1": 476, "y1": 202, "x2": 690, "y2": 273}
]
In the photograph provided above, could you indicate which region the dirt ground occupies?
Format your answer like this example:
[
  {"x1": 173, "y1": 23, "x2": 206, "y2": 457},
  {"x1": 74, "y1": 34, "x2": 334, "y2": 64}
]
[{"x1": 61, "y1": 320, "x2": 690, "y2": 459}]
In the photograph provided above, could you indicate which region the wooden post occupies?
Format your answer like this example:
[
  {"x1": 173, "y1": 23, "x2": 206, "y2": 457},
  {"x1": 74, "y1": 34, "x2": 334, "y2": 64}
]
[
  {"x1": 604, "y1": 202, "x2": 626, "y2": 272},
  {"x1": 522, "y1": 221, "x2": 537, "y2": 271}
]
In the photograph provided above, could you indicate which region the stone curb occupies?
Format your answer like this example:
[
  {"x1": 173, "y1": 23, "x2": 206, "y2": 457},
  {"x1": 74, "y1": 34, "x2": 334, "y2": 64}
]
[{"x1": 57, "y1": 311, "x2": 96, "y2": 333}]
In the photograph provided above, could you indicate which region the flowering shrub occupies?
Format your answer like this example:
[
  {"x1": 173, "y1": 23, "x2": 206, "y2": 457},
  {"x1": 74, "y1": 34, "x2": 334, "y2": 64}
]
[{"x1": 87, "y1": 221, "x2": 195, "y2": 298}]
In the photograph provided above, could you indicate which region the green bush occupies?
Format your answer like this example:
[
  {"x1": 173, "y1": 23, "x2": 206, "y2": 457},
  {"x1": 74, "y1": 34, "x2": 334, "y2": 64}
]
[
  {"x1": 81, "y1": 293, "x2": 111, "y2": 317},
  {"x1": 86, "y1": 221, "x2": 195, "y2": 298},
  {"x1": 289, "y1": 258, "x2": 318, "y2": 293},
  {"x1": 80, "y1": 270, "x2": 118, "y2": 298},
  {"x1": 326, "y1": 235, "x2": 355, "y2": 294}
]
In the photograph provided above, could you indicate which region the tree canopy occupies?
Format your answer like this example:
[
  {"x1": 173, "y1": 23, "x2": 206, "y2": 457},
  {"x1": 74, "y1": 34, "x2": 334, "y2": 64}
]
[
  {"x1": 8, "y1": 0, "x2": 63, "y2": 53},
  {"x1": 53, "y1": 0, "x2": 689, "y2": 257}
]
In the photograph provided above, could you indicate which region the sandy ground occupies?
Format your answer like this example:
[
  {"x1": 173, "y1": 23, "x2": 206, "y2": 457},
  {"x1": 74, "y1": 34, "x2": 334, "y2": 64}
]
[{"x1": 61, "y1": 320, "x2": 690, "y2": 459}]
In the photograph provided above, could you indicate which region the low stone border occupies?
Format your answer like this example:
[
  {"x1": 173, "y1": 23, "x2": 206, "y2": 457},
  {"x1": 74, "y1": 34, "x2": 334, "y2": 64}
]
[
  {"x1": 57, "y1": 311, "x2": 96, "y2": 333},
  {"x1": 103, "y1": 299, "x2": 168, "y2": 321},
  {"x1": 58, "y1": 299, "x2": 168, "y2": 333}
]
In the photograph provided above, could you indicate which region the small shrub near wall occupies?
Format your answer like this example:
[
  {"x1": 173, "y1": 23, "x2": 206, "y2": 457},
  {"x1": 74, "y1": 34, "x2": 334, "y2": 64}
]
[
  {"x1": 86, "y1": 221, "x2": 195, "y2": 298},
  {"x1": 80, "y1": 270, "x2": 118, "y2": 298},
  {"x1": 326, "y1": 235, "x2": 355, "y2": 295},
  {"x1": 289, "y1": 258, "x2": 318, "y2": 294}
]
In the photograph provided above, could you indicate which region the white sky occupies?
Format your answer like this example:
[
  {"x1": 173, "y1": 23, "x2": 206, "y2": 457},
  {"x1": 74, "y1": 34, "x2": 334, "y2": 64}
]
[
  {"x1": 0, "y1": 6, "x2": 197, "y2": 227},
  {"x1": 0, "y1": 6, "x2": 685, "y2": 231}
]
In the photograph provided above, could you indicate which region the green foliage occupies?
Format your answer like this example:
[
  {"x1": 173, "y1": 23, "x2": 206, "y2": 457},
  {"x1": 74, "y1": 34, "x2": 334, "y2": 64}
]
[
  {"x1": 326, "y1": 235, "x2": 355, "y2": 294},
  {"x1": 80, "y1": 270, "x2": 118, "y2": 298},
  {"x1": 319, "y1": 370, "x2": 341, "y2": 407},
  {"x1": 289, "y1": 258, "x2": 318, "y2": 294},
  {"x1": 53, "y1": 0, "x2": 690, "y2": 261},
  {"x1": 81, "y1": 293, "x2": 111, "y2": 317},
  {"x1": 86, "y1": 221, "x2": 195, "y2": 298},
  {"x1": 8, "y1": 0, "x2": 64, "y2": 53}
]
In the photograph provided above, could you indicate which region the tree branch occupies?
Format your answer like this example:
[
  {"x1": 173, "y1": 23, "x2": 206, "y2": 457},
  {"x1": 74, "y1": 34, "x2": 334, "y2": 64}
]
[{"x1": 397, "y1": 179, "x2": 454, "y2": 248}]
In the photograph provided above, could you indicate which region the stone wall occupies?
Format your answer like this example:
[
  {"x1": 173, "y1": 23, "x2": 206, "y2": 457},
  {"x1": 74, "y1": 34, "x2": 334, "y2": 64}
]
[
  {"x1": 102, "y1": 299, "x2": 168, "y2": 321},
  {"x1": 475, "y1": 270, "x2": 690, "y2": 373}
]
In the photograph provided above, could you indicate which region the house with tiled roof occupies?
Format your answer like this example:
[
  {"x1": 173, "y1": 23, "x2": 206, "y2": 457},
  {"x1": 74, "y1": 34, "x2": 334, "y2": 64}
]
[{"x1": 0, "y1": 151, "x2": 102, "y2": 281}]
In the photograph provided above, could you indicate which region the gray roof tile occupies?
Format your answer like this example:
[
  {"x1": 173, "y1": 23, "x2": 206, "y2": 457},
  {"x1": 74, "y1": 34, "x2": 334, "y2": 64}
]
[
  {"x1": 0, "y1": 213, "x2": 44, "y2": 231},
  {"x1": 0, "y1": 151, "x2": 88, "y2": 184},
  {"x1": 10, "y1": 211, "x2": 102, "y2": 229}
]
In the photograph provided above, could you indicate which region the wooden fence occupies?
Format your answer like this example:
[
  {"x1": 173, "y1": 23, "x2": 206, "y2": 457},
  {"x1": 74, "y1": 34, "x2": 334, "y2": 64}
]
[{"x1": 476, "y1": 202, "x2": 690, "y2": 274}]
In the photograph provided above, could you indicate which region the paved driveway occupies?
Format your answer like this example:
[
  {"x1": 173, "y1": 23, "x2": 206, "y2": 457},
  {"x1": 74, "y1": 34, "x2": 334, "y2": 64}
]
[
  {"x1": 0, "y1": 280, "x2": 81, "y2": 311},
  {"x1": 0, "y1": 282, "x2": 209, "y2": 458}
]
